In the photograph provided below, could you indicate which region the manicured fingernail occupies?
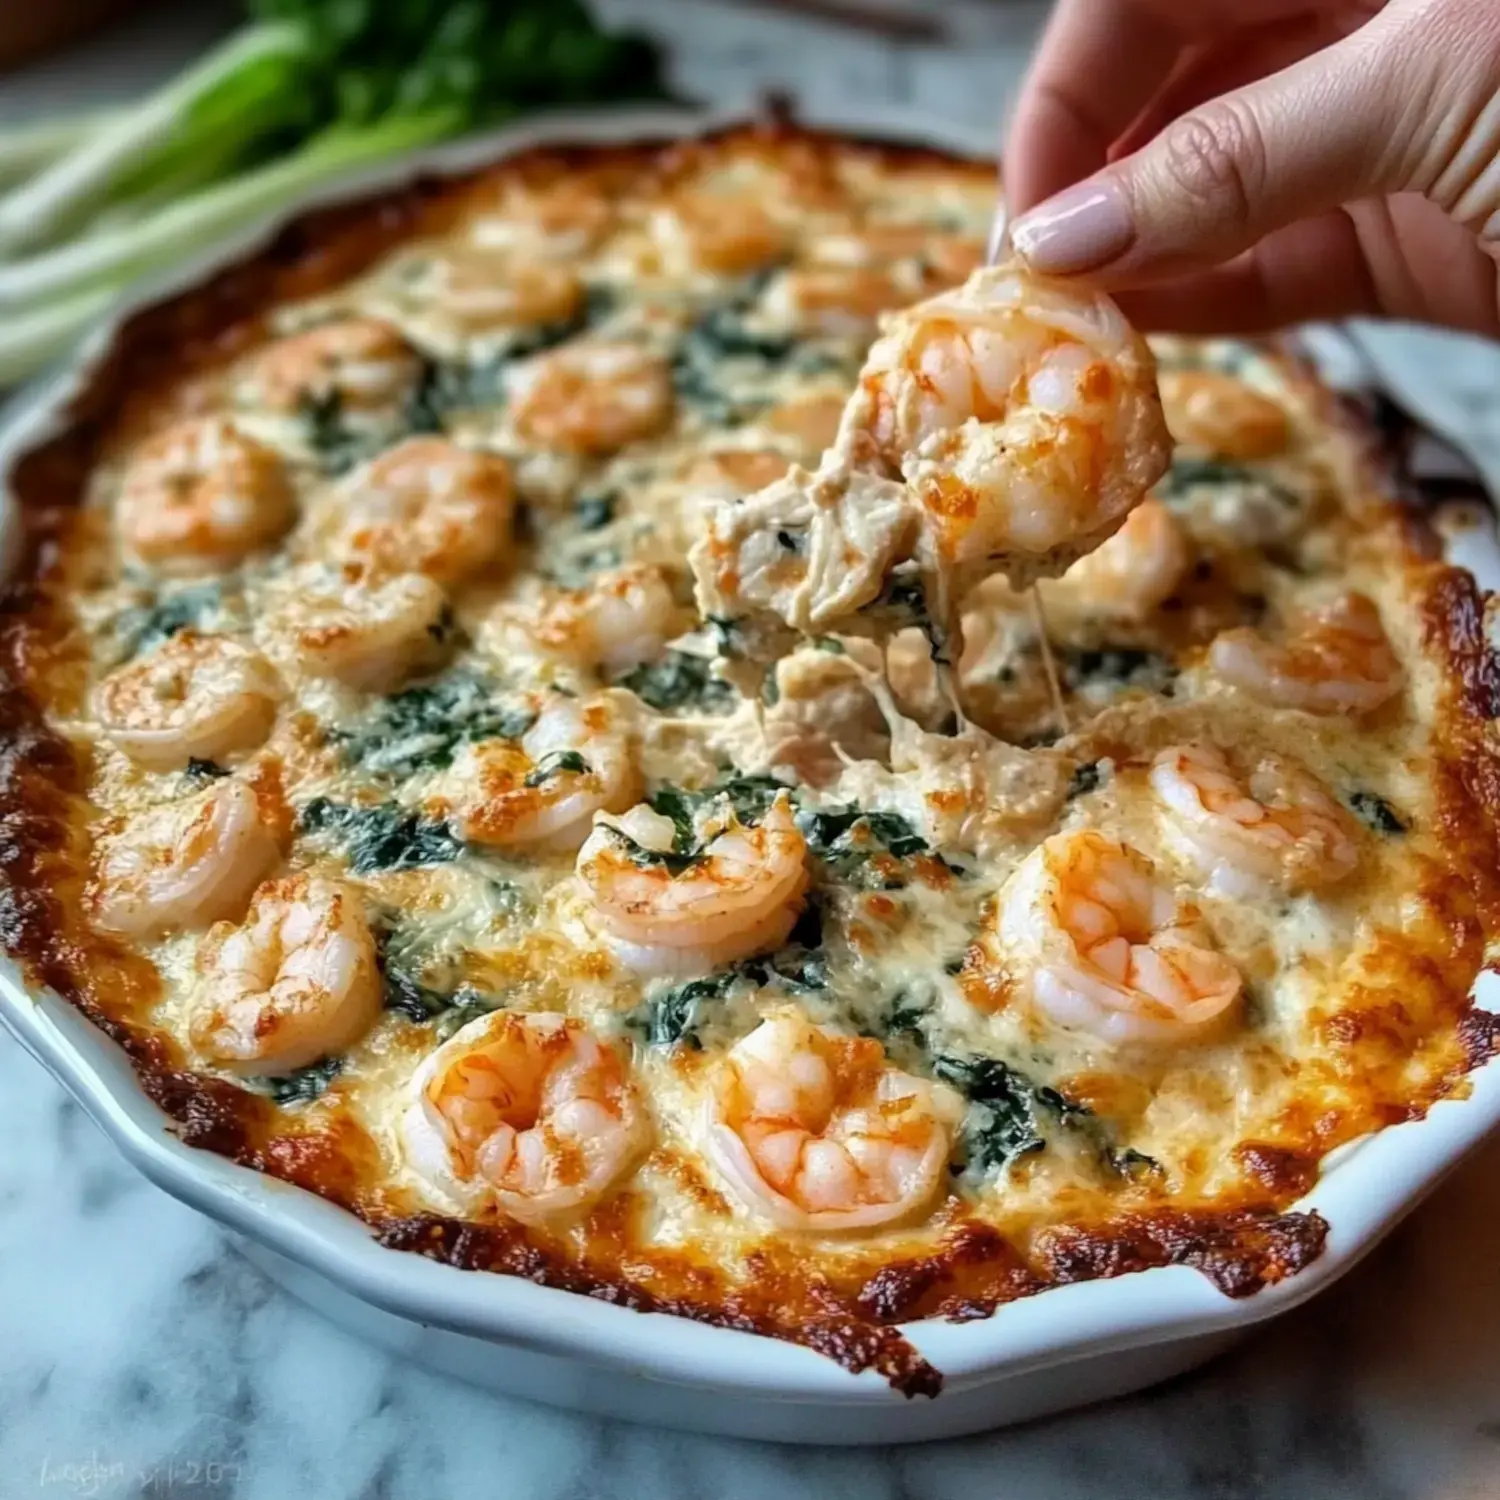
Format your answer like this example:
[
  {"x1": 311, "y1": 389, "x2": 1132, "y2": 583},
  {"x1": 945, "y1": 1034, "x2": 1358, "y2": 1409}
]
[
  {"x1": 986, "y1": 203, "x2": 1010, "y2": 264},
  {"x1": 1010, "y1": 178, "x2": 1134, "y2": 275}
]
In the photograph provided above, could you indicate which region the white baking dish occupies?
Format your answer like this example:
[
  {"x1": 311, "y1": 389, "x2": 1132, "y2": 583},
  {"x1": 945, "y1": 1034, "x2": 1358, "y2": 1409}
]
[{"x1": 3, "y1": 106, "x2": 1499, "y2": 1445}]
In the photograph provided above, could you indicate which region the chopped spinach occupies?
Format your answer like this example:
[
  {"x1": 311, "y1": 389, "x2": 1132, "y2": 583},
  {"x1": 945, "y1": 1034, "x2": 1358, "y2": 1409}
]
[
  {"x1": 1067, "y1": 761, "x2": 1103, "y2": 799},
  {"x1": 706, "y1": 615, "x2": 747, "y2": 659},
  {"x1": 404, "y1": 355, "x2": 506, "y2": 433},
  {"x1": 618, "y1": 774, "x2": 788, "y2": 871},
  {"x1": 382, "y1": 966, "x2": 499, "y2": 1036},
  {"x1": 543, "y1": 544, "x2": 625, "y2": 588},
  {"x1": 610, "y1": 642, "x2": 745, "y2": 711},
  {"x1": 601, "y1": 822, "x2": 697, "y2": 875},
  {"x1": 670, "y1": 277, "x2": 798, "y2": 422},
  {"x1": 380, "y1": 962, "x2": 453, "y2": 1022},
  {"x1": 249, "y1": 1055, "x2": 344, "y2": 1106},
  {"x1": 932, "y1": 1053, "x2": 1093, "y2": 1172},
  {"x1": 524, "y1": 749, "x2": 590, "y2": 786},
  {"x1": 1347, "y1": 789, "x2": 1407, "y2": 835},
  {"x1": 739, "y1": 895, "x2": 827, "y2": 993},
  {"x1": 813, "y1": 635, "x2": 845, "y2": 655},
  {"x1": 1161, "y1": 456, "x2": 1299, "y2": 510},
  {"x1": 867, "y1": 569, "x2": 949, "y2": 664},
  {"x1": 1062, "y1": 646, "x2": 1177, "y2": 694},
  {"x1": 934, "y1": 1053, "x2": 1051, "y2": 1170},
  {"x1": 797, "y1": 804, "x2": 931, "y2": 879},
  {"x1": 341, "y1": 672, "x2": 535, "y2": 780},
  {"x1": 301, "y1": 798, "x2": 465, "y2": 873},
  {"x1": 112, "y1": 582, "x2": 222, "y2": 660},
  {"x1": 1107, "y1": 1146, "x2": 1164, "y2": 1181},
  {"x1": 637, "y1": 970, "x2": 741, "y2": 1049},
  {"x1": 298, "y1": 389, "x2": 366, "y2": 474},
  {"x1": 573, "y1": 488, "x2": 617, "y2": 531},
  {"x1": 405, "y1": 290, "x2": 611, "y2": 430},
  {"x1": 881, "y1": 986, "x2": 934, "y2": 1040}
]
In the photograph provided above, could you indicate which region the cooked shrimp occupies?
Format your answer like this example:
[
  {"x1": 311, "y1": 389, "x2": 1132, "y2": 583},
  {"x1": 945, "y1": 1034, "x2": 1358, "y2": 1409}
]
[
  {"x1": 243, "y1": 317, "x2": 420, "y2": 416},
  {"x1": 432, "y1": 692, "x2": 637, "y2": 852},
  {"x1": 687, "y1": 447, "x2": 795, "y2": 496},
  {"x1": 401, "y1": 1010, "x2": 647, "y2": 1223},
  {"x1": 271, "y1": 565, "x2": 450, "y2": 692},
  {"x1": 89, "y1": 778, "x2": 285, "y2": 939},
  {"x1": 383, "y1": 246, "x2": 585, "y2": 339},
  {"x1": 116, "y1": 418, "x2": 295, "y2": 575},
  {"x1": 191, "y1": 873, "x2": 380, "y2": 1076},
  {"x1": 509, "y1": 340, "x2": 674, "y2": 455},
  {"x1": 470, "y1": 182, "x2": 613, "y2": 259},
  {"x1": 95, "y1": 632, "x2": 282, "y2": 770},
  {"x1": 317, "y1": 437, "x2": 515, "y2": 586},
  {"x1": 496, "y1": 565, "x2": 687, "y2": 673},
  {"x1": 844, "y1": 260, "x2": 1172, "y2": 588},
  {"x1": 809, "y1": 224, "x2": 983, "y2": 286},
  {"x1": 1150, "y1": 742, "x2": 1359, "y2": 897},
  {"x1": 650, "y1": 193, "x2": 788, "y2": 275},
  {"x1": 764, "y1": 390, "x2": 847, "y2": 460},
  {"x1": 1039, "y1": 499, "x2": 1192, "y2": 624},
  {"x1": 576, "y1": 793, "x2": 808, "y2": 978},
  {"x1": 762, "y1": 265, "x2": 908, "y2": 338},
  {"x1": 703, "y1": 1011, "x2": 958, "y2": 1231},
  {"x1": 1209, "y1": 592, "x2": 1404, "y2": 717},
  {"x1": 1158, "y1": 369, "x2": 1289, "y2": 460},
  {"x1": 997, "y1": 830, "x2": 1242, "y2": 1047}
]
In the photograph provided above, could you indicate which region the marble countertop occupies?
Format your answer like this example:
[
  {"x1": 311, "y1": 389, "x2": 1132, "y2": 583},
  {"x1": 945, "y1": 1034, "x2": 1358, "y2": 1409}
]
[{"x1": 5, "y1": 4, "x2": 1500, "y2": 1496}]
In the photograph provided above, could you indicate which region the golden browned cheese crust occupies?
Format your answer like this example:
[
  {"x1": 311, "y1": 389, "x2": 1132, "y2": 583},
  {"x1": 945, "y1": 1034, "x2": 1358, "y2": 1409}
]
[{"x1": 2, "y1": 122, "x2": 1498, "y2": 1397}]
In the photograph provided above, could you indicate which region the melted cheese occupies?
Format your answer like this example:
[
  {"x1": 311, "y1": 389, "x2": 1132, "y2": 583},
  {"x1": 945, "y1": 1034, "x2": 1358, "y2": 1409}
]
[{"x1": 20, "y1": 129, "x2": 1493, "y2": 1307}]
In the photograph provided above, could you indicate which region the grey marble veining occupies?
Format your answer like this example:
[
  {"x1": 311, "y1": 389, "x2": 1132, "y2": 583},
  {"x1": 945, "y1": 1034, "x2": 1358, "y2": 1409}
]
[
  {"x1": 5, "y1": 3, "x2": 1500, "y2": 1496},
  {"x1": 5, "y1": 1025, "x2": 1500, "y2": 1500}
]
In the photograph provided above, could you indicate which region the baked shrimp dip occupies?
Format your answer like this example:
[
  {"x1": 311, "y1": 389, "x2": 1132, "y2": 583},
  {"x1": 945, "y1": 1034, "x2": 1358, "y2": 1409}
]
[{"x1": 3, "y1": 123, "x2": 1499, "y2": 1394}]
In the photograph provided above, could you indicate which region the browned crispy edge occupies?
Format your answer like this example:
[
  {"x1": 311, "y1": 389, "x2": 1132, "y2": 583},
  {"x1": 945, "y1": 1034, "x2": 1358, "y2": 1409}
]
[{"x1": 3, "y1": 118, "x2": 1496, "y2": 1398}]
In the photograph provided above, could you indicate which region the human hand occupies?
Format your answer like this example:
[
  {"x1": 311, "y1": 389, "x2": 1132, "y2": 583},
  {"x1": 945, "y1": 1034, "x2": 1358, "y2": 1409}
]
[{"x1": 1003, "y1": 0, "x2": 1500, "y2": 335}]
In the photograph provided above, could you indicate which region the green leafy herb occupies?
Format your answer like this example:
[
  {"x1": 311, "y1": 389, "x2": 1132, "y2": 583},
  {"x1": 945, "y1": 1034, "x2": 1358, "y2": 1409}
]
[
  {"x1": 1107, "y1": 1146, "x2": 1163, "y2": 1181},
  {"x1": 880, "y1": 987, "x2": 932, "y2": 1041},
  {"x1": 797, "y1": 804, "x2": 932, "y2": 884},
  {"x1": 297, "y1": 386, "x2": 368, "y2": 472},
  {"x1": 301, "y1": 797, "x2": 464, "y2": 873},
  {"x1": 739, "y1": 896, "x2": 827, "y2": 992},
  {"x1": 1062, "y1": 647, "x2": 1177, "y2": 694},
  {"x1": 0, "y1": 2, "x2": 668, "y2": 385},
  {"x1": 638, "y1": 971, "x2": 741, "y2": 1049},
  {"x1": 1162, "y1": 456, "x2": 1299, "y2": 510},
  {"x1": 524, "y1": 749, "x2": 590, "y2": 787},
  {"x1": 933, "y1": 1054, "x2": 1061, "y2": 1171},
  {"x1": 183, "y1": 757, "x2": 229, "y2": 784},
  {"x1": 573, "y1": 489, "x2": 617, "y2": 532},
  {"x1": 868, "y1": 569, "x2": 948, "y2": 665},
  {"x1": 1067, "y1": 761, "x2": 1103, "y2": 799},
  {"x1": 251, "y1": 1054, "x2": 344, "y2": 1105},
  {"x1": 706, "y1": 615, "x2": 747, "y2": 659},
  {"x1": 1347, "y1": 789, "x2": 1407, "y2": 835},
  {"x1": 341, "y1": 672, "x2": 535, "y2": 781},
  {"x1": 112, "y1": 582, "x2": 222, "y2": 660}
]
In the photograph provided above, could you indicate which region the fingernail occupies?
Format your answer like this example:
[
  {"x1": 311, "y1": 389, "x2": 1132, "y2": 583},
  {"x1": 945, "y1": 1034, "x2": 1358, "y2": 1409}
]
[
  {"x1": 986, "y1": 202, "x2": 1010, "y2": 264},
  {"x1": 1010, "y1": 178, "x2": 1134, "y2": 275}
]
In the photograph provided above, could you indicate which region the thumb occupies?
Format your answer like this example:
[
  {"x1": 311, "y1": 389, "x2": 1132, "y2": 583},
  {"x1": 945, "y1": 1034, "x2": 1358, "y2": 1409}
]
[{"x1": 1008, "y1": 1, "x2": 1494, "y2": 284}]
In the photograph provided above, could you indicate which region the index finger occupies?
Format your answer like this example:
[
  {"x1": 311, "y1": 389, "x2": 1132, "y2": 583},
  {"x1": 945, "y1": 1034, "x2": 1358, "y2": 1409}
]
[{"x1": 1003, "y1": 0, "x2": 1183, "y2": 215}]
